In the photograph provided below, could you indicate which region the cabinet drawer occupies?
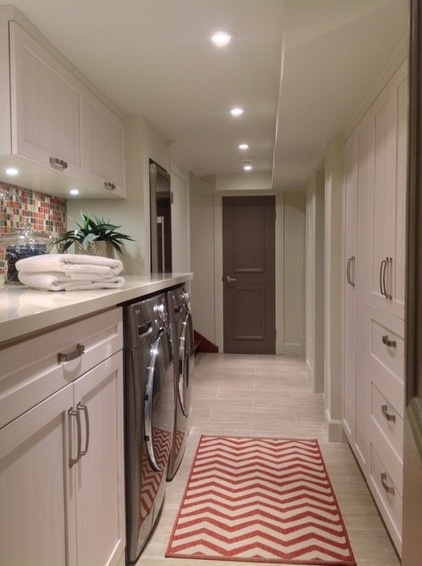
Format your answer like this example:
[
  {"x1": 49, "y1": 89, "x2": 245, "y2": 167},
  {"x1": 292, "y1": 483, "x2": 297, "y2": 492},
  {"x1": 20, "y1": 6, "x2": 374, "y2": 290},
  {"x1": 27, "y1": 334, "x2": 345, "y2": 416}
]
[
  {"x1": 0, "y1": 308, "x2": 122, "y2": 429},
  {"x1": 369, "y1": 310, "x2": 404, "y2": 399},
  {"x1": 369, "y1": 445, "x2": 402, "y2": 553},
  {"x1": 370, "y1": 380, "x2": 404, "y2": 460}
]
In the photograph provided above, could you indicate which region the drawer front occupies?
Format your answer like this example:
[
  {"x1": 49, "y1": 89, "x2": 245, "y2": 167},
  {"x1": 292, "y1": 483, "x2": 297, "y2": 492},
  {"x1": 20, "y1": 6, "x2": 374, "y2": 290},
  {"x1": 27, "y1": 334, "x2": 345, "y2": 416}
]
[
  {"x1": 0, "y1": 308, "x2": 122, "y2": 429},
  {"x1": 370, "y1": 380, "x2": 404, "y2": 460},
  {"x1": 369, "y1": 312, "x2": 404, "y2": 399},
  {"x1": 369, "y1": 445, "x2": 402, "y2": 554}
]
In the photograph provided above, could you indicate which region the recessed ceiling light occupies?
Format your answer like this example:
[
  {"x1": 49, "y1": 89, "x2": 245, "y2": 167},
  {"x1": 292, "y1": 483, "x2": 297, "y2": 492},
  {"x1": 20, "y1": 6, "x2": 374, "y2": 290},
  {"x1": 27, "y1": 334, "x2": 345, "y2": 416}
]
[
  {"x1": 230, "y1": 107, "x2": 244, "y2": 117},
  {"x1": 69, "y1": 188, "x2": 80, "y2": 195},
  {"x1": 242, "y1": 159, "x2": 253, "y2": 171},
  {"x1": 211, "y1": 30, "x2": 237, "y2": 47},
  {"x1": 238, "y1": 143, "x2": 249, "y2": 150},
  {"x1": 4, "y1": 167, "x2": 19, "y2": 176}
]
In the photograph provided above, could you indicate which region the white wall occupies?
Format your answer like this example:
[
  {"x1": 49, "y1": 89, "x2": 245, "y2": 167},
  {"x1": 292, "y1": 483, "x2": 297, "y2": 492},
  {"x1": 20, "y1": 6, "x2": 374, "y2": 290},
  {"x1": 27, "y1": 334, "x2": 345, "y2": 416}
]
[
  {"x1": 278, "y1": 191, "x2": 306, "y2": 356},
  {"x1": 189, "y1": 185, "x2": 306, "y2": 355},
  {"x1": 305, "y1": 169, "x2": 325, "y2": 392},
  {"x1": 170, "y1": 162, "x2": 190, "y2": 273},
  {"x1": 324, "y1": 134, "x2": 344, "y2": 441},
  {"x1": 189, "y1": 184, "x2": 217, "y2": 342}
]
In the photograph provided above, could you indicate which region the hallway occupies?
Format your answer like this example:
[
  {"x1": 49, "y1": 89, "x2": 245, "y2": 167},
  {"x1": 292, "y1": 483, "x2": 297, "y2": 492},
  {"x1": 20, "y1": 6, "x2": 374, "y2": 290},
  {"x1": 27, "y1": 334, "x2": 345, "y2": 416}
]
[{"x1": 139, "y1": 354, "x2": 400, "y2": 566}]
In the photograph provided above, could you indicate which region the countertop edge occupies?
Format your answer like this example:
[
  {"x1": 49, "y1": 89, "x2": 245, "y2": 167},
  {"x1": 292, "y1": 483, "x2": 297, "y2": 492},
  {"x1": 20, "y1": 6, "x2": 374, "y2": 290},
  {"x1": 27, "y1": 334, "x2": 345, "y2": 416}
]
[{"x1": 0, "y1": 273, "x2": 193, "y2": 346}]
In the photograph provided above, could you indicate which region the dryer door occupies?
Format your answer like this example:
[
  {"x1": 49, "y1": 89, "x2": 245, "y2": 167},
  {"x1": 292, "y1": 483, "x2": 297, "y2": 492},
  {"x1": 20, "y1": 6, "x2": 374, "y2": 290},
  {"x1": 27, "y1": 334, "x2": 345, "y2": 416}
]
[{"x1": 144, "y1": 328, "x2": 174, "y2": 471}]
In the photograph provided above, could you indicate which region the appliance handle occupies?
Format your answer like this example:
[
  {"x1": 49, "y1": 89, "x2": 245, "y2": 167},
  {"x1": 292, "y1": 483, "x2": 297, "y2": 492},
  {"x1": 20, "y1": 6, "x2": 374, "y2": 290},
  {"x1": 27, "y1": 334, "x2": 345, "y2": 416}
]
[
  {"x1": 144, "y1": 331, "x2": 165, "y2": 472},
  {"x1": 178, "y1": 313, "x2": 192, "y2": 417}
]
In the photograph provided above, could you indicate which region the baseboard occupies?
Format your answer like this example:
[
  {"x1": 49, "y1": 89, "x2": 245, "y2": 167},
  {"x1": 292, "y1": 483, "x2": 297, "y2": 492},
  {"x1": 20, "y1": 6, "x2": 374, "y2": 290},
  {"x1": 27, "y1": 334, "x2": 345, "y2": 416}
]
[{"x1": 325, "y1": 410, "x2": 343, "y2": 442}]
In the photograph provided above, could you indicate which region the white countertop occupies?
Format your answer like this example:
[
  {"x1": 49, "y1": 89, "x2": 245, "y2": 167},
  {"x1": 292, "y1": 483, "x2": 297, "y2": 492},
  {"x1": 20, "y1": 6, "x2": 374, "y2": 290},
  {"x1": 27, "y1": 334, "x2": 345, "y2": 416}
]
[{"x1": 0, "y1": 273, "x2": 193, "y2": 345}]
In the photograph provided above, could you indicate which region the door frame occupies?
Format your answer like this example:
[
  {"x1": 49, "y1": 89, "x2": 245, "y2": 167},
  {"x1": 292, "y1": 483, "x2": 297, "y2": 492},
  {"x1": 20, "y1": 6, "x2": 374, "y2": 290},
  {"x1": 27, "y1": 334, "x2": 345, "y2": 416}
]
[
  {"x1": 403, "y1": 1, "x2": 422, "y2": 562},
  {"x1": 211, "y1": 191, "x2": 306, "y2": 356}
]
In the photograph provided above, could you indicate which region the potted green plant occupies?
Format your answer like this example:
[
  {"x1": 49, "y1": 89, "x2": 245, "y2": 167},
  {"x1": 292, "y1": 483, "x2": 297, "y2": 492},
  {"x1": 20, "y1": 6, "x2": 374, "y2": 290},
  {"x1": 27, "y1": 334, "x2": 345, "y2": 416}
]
[{"x1": 54, "y1": 212, "x2": 134, "y2": 257}]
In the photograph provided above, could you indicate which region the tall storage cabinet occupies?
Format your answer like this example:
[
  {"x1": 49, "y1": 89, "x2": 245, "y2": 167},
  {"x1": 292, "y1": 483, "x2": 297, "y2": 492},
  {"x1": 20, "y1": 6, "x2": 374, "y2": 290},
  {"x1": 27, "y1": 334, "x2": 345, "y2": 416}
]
[
  {"x1": 342, "y1": 58, "x2": 407, "y2": 556},
  {"x1": 342, "y1": 113, "x2": 372, "y2": 473}
]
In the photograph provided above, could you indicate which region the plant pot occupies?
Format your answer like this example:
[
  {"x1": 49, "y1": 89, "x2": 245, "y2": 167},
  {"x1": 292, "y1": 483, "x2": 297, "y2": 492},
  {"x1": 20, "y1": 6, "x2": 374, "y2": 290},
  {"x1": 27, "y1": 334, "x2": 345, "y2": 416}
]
[{"x1": 74, "y1": 241, "x2": 115, "y2": 259}]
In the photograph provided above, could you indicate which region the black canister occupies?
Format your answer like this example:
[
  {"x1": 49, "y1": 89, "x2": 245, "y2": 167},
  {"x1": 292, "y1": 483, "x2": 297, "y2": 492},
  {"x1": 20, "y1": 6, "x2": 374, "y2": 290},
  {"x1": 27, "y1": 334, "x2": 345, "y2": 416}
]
[{"x1": 1, "y1": 221, "x2": 53, "y2": 284}]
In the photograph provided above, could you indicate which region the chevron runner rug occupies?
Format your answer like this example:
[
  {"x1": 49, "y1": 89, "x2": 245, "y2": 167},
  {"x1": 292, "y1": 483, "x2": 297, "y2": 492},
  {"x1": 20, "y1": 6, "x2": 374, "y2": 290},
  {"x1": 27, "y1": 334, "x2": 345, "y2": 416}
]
[{"x1": 166, "y1": 435, "x2": 356, "y2": 565}]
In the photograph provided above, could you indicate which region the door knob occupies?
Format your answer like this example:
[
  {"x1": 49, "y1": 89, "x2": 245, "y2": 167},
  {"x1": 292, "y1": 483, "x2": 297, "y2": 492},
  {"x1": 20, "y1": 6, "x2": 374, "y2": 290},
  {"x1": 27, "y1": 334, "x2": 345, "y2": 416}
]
[{"x1": 225, "y1": 275, "x2": 237, "y2": 284}]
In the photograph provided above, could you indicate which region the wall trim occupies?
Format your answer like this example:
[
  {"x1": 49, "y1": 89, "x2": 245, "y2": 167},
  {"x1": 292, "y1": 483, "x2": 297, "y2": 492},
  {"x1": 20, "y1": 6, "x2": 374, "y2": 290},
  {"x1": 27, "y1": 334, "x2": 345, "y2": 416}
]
[{"x1": 325, "y1": 409, "x2": 343, "y2": 442}]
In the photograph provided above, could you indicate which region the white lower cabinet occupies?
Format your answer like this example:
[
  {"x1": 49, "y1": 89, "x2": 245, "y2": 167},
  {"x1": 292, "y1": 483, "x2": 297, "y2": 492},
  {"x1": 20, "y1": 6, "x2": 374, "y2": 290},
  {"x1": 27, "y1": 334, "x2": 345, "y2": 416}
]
[{"x1": 0, "y1": 309, "x2": 125, "y2": 566}]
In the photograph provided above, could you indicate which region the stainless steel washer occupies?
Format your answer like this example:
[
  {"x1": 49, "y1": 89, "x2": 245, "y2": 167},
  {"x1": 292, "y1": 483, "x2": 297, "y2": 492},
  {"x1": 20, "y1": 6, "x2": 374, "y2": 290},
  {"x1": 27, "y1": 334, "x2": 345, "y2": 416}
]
[
  {"x1": 167, "y1": 284, "x2": 194, "y2": 480},
  {"x1": 123, "y1": 293, "x2": 174, "y2": 564}
]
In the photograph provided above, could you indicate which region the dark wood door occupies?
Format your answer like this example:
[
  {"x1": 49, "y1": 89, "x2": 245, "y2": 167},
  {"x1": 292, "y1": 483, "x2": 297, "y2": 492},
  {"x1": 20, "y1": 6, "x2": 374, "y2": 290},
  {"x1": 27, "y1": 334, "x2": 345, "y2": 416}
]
[{"x1": 223, "y1": 196, "x2": 275, "y2": 354}]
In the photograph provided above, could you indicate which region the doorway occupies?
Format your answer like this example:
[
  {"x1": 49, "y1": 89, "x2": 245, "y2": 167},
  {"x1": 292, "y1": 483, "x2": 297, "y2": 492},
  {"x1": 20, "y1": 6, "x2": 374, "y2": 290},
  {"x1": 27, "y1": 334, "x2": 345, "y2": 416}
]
[{"x1": 222, "y1": 196, "x2": 276, "y2": 354}]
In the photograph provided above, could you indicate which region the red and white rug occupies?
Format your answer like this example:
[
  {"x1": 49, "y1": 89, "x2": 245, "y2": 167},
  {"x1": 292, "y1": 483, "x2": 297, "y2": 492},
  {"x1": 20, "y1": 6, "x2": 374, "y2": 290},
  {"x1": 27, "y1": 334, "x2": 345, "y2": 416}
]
[{"x1": 166, "y1": 435, "x2": 356, "y2": 565}]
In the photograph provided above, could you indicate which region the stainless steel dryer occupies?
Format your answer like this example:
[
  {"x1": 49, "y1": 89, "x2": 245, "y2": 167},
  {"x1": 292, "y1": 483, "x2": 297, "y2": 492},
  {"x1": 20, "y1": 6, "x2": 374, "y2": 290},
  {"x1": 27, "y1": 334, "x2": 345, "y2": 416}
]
[
  {"x1": 123, "y1": 293, "x2": 174, "y2": 564},
  {"x1": 167, "y1": 284, "x2": 194, "y2": 480}
]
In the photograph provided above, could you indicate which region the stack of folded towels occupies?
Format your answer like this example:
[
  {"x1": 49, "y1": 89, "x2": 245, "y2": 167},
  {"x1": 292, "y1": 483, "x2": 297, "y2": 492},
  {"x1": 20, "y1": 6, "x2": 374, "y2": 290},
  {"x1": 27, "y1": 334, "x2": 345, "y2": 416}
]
[{"x1": 16, "y1": 253, "x2": 125, "y2": 291}]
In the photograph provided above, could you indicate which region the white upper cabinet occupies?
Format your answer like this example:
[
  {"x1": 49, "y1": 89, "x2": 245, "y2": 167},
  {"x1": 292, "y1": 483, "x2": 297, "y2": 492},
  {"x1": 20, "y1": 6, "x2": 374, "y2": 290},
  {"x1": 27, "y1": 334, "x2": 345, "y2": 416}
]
[
  {"x1": 83, "y1": 91, "x2": 126, "y2": 197},
  {"x1": 10, "y1": 22, "x2": 84, "y2": 179},
  {"x1": 0, "y1": 10, "x2": 126, "y2": 199}
]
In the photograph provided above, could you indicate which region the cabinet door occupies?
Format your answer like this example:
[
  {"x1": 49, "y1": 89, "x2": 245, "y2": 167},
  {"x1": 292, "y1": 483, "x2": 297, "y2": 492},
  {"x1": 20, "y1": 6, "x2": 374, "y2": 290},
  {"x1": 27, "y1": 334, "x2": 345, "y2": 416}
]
[
  {"x1": 71, "y1": 351, "x2": 125, "y2": 566},
  {"x1": 9, "y1": 22, "x2": 84, "y2": 179},
  {"x1": 342, "y1": 116, "x2": 372, "y2": 472},
  {"x1": 83, "y1": 92, "x2": 126, "y2": 197},
  {"x1": 368, "y1": 60, "x2": 407, "y2": 319},
  {"x1": 0, "y1": 384, "x2": 73, "y2": 566},
  {"x1": 342, "y1": 133, "x2": 358, "y2": 444}
]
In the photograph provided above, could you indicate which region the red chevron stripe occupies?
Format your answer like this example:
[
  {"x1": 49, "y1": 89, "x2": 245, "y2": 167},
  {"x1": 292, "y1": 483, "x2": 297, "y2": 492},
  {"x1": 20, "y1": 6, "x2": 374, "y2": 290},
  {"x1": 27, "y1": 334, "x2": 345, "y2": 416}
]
[{"x1": 166, "y1": 435, "x2": 356, "y2": 565}]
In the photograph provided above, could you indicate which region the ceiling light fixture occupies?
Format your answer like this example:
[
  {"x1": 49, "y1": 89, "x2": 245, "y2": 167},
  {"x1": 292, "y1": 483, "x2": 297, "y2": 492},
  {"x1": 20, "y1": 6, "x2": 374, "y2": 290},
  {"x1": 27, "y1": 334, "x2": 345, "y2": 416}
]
[
  {"x1": 242, "y1": 159, "x2": 253, "y2": 171},
  {"x1": 211, "y1": 30, "x2": 237, "y2": 47},
  {"x1": 69, "y1": 188, "x2": 80, "y2": 196},
  {"x1": 238, "y1": 143, "x2": 249, "y2": 150},
  {"x1": 230, "y1": 107, "x2": 244, "y2": 117},
  {"x1": 4, "y1": 167, "x2": 19, "y2": 176}
]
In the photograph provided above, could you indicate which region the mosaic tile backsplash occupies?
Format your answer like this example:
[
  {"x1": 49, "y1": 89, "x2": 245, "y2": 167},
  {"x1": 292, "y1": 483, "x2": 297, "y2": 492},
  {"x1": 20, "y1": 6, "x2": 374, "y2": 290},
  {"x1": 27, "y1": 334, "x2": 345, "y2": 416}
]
[{"x1": 0, "y1": 182, "x2": 67, "y2": 278}]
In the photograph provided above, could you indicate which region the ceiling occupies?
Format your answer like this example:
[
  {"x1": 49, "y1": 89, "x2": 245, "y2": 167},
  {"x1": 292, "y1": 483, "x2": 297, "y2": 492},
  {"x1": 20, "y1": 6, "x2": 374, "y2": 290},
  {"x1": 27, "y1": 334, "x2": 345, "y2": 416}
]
[{"x1": 0, "y1": 0, "x2": 409, "y2": 190}]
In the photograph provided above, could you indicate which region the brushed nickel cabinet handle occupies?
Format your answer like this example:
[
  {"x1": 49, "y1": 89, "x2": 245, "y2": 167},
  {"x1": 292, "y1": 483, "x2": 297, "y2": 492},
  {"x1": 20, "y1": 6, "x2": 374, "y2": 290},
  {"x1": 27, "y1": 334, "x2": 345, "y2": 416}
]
[
  {"x1": 381, "y1": 404, "x2": 396, "y2": 423},
  {"x1": 347, "y1": 256, "x2": 355, "y2": 287},
  {"x1": 382, "y1": 335, "x2": 397, "y2": 348},
  {"x1": 104, "y1": 181, "x2": 116, "y2": 191},
  {"x1": 49, "y1": 157, "x2": 68, "y2": 170},
  {"x1": 77, "y1": 402, "x2": 90, "y2": 457},
  {"x1": 58, "y1": 343, "x2": 85, "y2": 363},
  {"x1": 68, "y1": 407, "x2": 82, "y2": 468},
  {"x1": 381, "y1": 472, "x2": 395, "y2": 495},
  {"x1": 379, "y1": 259, "x2": 387, "y2": 297},
  {"x1": 385, "y1": 257, "x2": 393, "y2": 299}
]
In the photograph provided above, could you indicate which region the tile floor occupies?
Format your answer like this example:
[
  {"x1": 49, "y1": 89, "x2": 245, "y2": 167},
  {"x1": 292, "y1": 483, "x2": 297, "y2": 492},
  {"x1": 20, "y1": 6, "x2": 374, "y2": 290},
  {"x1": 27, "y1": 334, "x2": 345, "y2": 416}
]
[{"x1": 138, "y1": 353, "x2": 401, "y2": 566}]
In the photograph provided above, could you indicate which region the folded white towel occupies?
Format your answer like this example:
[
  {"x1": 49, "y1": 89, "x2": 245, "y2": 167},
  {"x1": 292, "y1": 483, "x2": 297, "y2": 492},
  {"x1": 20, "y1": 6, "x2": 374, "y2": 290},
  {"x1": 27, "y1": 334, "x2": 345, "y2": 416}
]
[
  {"x1": 18, "y1": 271, "x2": 125, "y2": 291},
  {"x1": 16, "y1": 253, "x2": 123, "y2": 277}
]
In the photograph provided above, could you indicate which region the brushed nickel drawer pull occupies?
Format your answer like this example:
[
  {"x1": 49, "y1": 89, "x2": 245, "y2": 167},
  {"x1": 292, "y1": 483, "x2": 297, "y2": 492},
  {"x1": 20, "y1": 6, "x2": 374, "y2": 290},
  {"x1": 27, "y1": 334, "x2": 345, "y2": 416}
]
[
  {"x1": 58, "y1": 343, "x2": 85, "y2": 363},
  {"x1": 104, "y1": 181, "x2": 116, "y2": 191},
  {"x1": 381, "y1": 404, "x2": 396, "y2": 423},
  {"x1": 381, "y1": 472, "x2": 395, "y2": 495},
  {"x1": 50, "y1": 157, "x2": 68, "y2": 170},
  {"x1": 382, "y1": 335, "x2": 397, "y2": 348}
]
